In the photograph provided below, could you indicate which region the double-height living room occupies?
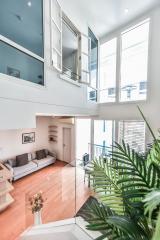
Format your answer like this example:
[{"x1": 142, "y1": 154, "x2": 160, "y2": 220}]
[
  {"x1": 1, "y1": 0, "x2": 160, "y2": 240},
  {"x1": 0, "y1": 115, "x2": 92, "y2": 239}
]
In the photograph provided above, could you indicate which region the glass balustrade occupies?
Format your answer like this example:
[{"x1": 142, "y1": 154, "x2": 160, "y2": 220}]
[{"x1": 21, "y1": 147, "x2": 111, "y2": 240}]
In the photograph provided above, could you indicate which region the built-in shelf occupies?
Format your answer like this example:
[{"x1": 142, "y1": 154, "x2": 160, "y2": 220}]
[{"x1": 49, "y1": 125, "x2": 58, "y2": 143}]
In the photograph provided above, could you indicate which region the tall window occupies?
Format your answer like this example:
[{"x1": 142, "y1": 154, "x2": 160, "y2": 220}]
[
  {"x1": 99, "y1": 19, "x2": 150, "y2": 103},
  {"x1": 88, "y1": 28, "x2": 98, "y2": 102},
  {"x1": 93, "y1": 120, "x2": 114, "y2": 159},
  {"x1": 120, "y1": 20, "x2": 149, "y2": 101},
  {"x1": 76, "y1": 119, "x2": 91, "y2": 160},
  {"x1": 62, "y1": 14, "x2": 80, "y2": 81},
  {"x1": 0, "y1": 0, "x2": 44, "y2": 85},
  {"x1": 100, "y1": 38, "x2": 117, "y2": 103},
  {"x1": 94, "y1": 120, "x2": 114, "y2": 147}
]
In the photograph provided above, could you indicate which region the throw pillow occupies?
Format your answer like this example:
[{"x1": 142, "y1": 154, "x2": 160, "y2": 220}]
[
  {"x1": 36, "y1": 150, "x2": 46, "y2": 160},
  {"x1": 45, "y1": 149, "x2": 49, "y2": 156},
  {"x1": 16, "y1": 153, "x2": 28, "y2": 167},
  {"x1": 7, "y1": 159, "x2": 17, "y2": 167},
  {"x1": 32, "y1": 152, "x2": 36, "y2": 160},
  {"x1": 28, "y1": 153, "x2": 32, "y2": 161}
]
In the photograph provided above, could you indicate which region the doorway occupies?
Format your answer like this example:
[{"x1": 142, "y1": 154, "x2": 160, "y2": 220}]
[{"x1": 63, "y1": 127, "x2": 72, "y2": 163}]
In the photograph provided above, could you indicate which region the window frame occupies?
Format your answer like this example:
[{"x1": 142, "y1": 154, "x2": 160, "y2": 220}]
[
  {"x1": 87, "y1": 26, "x2": 99, "y2": 103},
  {"x1": 61, "y1": 12, "x2": 81, "y2": 82},
  {"x1": 99, "y1": 16, "x2": 151, "y2": 105},
  {"x1": 99, "y1": 37, "x2": 117, "y2": 103},
  {"x1": 0, "y1": 0, "x2": 45, "y2": 88}
]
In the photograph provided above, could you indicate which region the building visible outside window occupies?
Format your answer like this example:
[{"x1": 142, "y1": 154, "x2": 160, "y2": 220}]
[
  {"x1": 100, "y1": 38, "x2": 117, "y2": 103},
  {"x1": 120, "y1": 19, "x2": 150, "y2": 101},
  {"x1": 0, "y1": 0, "x2": 44, "y2": 86},
  {"x1": 139, "y1": 81, "x2": 147, "y2": 94},
  {"x1": 62, "y1": 15, "x2": 80, "y2": 81},
  {"x1": 88, "y1": 87, "x2": 97, "y2": 101},
  {"x1": 108, "y1": 87, "x2": 115, "y2": 96},
  {"x1": 94, "y1": 120, "x2": 114, "y2": 158},
  {"x1": 88, "y1": 28, "x2": 98, "y2": 102},
  {"x1": 119, "y1": 121, "x2": 145, "y2": 153}
]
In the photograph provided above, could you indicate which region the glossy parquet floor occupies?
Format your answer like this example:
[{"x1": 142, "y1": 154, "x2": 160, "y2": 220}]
[{"x1": 0, "y1": 161, "x2": 91, "y2": 240}]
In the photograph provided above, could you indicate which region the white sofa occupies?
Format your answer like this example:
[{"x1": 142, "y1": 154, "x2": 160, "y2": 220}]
[{"x1": 4, "y1": 149, "x2": 56, "y2": 181}]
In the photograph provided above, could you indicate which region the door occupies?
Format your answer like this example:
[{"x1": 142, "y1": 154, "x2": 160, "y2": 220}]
[{"x1": 63, "y1": 128, "x2": 71, "y2": 163}]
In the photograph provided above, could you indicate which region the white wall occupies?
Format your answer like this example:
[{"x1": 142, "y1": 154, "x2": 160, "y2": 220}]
[
  {"x1": 0, "y1": 116, "x2": 52, "y2": 161},
  {"x1": 0, "y1": 0, "x2": 97, "y2": 130},
  {"x1": 98, "y1": 6, "x2": 160, "y2": 135}
]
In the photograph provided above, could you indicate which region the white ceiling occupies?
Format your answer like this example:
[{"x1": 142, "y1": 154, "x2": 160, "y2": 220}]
[{"x1": 63, "y1": 0, "x2": 160, "y2": 38}]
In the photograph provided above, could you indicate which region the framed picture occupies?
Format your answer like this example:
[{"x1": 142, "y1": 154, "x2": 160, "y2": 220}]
[
  {"x1": 7, "y1": 66, "x2": 20, "y2": 78},
  {"x1": 22, "y1": 132, "x2": 35, "y2": 144}
]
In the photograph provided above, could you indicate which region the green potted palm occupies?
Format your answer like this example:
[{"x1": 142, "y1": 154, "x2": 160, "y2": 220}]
[{"x1": 80, "y1": 107, "x2": 160, "y2": 240}]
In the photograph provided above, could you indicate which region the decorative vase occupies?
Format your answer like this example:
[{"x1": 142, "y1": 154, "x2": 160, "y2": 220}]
[{"x1": 34, "y1": 210, "x2": 42, "y2": 225}]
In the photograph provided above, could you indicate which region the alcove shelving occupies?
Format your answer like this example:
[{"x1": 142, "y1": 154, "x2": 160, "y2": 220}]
[{"x1": 48, "y1": 125, "x2": 58, "y2": 143}]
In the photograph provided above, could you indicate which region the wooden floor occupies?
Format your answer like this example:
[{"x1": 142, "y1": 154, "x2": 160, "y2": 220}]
[{"x1": 0, "y1": 161, "x2": 92, "y2": 240}]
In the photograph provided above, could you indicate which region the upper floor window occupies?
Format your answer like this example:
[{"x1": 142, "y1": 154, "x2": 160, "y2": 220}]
[
  {"x1": 99, "y1": 19, "x2": 150, "y2": 103},
  {"x1": 120, "y1": 19, "x2": 149, "y2": 102},
  {"x1": 51, "y1": 0, "x2": 91, "y2": 85},
  {"x1": 0, "y1": 0, "x2": 44, "y2": 86},
  {"x1": 88, "y1": 28, "x2": 98, "y2": 102},
  {"x1": 100, "y1": 38, "x2": 117, "y2": 103},
  {"x1": 62, "y1": 14, "x2": 80, "y2": 81}
]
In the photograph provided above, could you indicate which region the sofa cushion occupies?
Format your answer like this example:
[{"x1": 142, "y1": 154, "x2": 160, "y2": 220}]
[
  {"x1": 16, "y1": 153, "x2": 28, "y2": 167},
  {"x1": 13, "y1": 161, "x2": 37, "y2": 177},
  {"x1": 28, "y1": 153, "x2": 32, "y2": 162},
  {"x1": 32, "y1": 152, "x2": 36, "y2": 160},
  {"x1": 34, "y1": 156, "x2": 55, "y2": 168},
  {"x1": 7, "y1": 158, "x2": 17, "y2": 167},
  {"x1": 36, "y1": 150, "x2": 46, "y2": 160},
  {"x1": 45, "y1": 149, "x2": 49, "y2": 155}
]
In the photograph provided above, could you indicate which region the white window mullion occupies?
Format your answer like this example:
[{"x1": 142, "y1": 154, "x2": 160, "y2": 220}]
[
  {"x1": 79, "y1": 34, "x2": 91, "y2": 84},
  {"x1": 50, "y1": 0, "x2": 62, "y2": 72},
  {"x1": 116, "y1": 34, "x2": 121, "y2": 103},
  {"x1": 97, "y1": 39, "x2": 100, "y2": 103}
]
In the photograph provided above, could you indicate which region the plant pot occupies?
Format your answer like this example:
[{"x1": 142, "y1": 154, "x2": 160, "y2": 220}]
[{"x1": 34, "y1": 210, "x2": 42, "y2": 225}]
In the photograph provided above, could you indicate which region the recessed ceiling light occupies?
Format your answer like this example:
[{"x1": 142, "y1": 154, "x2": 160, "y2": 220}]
[
  {"x1": 27, "y1": 1, "x2": 32, "y2": 7},
  {"x1": 124, "y1": 8, "x2": 129, "y2": 14}
]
